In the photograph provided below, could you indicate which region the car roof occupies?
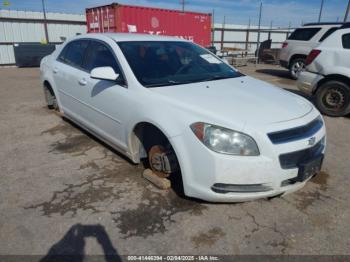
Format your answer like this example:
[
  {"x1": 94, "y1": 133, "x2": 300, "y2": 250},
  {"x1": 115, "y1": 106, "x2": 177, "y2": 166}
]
[
  {"x1": 303, "y1": 22, "x2": 343, "y2": 26},
  {"x1": 77, "y1": 33, "x2": 189, "y2": 42},
  {"x1": 301, "y1": 22, "x2": 343, "y2": 29}
]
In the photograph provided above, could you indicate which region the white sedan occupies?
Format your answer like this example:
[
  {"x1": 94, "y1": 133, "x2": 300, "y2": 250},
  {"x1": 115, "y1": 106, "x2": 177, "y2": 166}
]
[{"x1": 40, "y1": 33, "x2": 326, "y2": 202}]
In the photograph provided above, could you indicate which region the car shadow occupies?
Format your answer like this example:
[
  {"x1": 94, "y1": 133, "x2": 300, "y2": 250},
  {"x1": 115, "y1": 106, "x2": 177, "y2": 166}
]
[
  {"x1": 61, "y1": 116, "x2": 191, "y2": 201},
  {"x1": 61, "y1": 117, "x2": 135, "y2": 165},
  {"x1": 256, "y1": 68, "x2": 292, "y2": 80},
  {"x1": 40, "y1": 224, "x2": 121, "y2": 262}
]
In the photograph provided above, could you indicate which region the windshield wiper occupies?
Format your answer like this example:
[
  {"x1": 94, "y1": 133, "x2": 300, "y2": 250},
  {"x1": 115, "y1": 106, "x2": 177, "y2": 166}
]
[
  {"x1": 144, "y1": 75, "x2": 240, "y2": 88},
  {"x1": 201, "y1": 75, "x2": 236, "y2": 82},
  {"x1": 144, "y1": 79, "x2": 184, "y2": 88}
]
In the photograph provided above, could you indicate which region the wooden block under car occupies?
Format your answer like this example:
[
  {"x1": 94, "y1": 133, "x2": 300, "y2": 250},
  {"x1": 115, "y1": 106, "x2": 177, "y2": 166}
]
[{"x1": 142, "y1": 169, "x2": 171, "y2": 190}]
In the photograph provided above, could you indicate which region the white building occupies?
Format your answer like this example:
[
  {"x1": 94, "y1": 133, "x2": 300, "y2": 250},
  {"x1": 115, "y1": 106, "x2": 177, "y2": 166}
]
[{"x1": 0, "y1": 9, "x2": 86, "y2": 65}]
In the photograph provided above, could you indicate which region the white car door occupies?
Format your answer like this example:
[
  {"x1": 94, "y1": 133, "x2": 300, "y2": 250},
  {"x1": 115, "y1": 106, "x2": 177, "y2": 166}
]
[
  {"x1": 52, "y1": 39, "x2": 90, "y2": 125},
  {"x1": 75, "y1": 40, "x2": 129, "y2": 149}
]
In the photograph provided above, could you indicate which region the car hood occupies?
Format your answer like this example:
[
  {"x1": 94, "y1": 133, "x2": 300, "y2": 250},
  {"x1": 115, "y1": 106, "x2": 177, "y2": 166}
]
[{"x1": 150, "y1": 76, "x2": 313, "y2": 127}]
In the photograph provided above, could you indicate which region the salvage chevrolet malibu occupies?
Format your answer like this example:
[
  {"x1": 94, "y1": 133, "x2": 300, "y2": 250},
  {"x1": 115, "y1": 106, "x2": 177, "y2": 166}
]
[{"x1": 40, "y1": 33, "x2": 326, "y2": 202}]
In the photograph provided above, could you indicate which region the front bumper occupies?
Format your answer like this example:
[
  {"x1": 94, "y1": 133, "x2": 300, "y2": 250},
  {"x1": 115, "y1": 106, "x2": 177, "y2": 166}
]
[
  {"x1": 170, "y1": 110, "x2": 326, "y2": 202},
  {"x1": 297, "y1": 71, "x2": 324, "y2": 95}
]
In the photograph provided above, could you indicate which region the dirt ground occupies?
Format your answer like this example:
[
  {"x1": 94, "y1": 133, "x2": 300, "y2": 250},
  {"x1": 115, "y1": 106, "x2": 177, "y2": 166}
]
[{"x1": 0, "y1": 64, "x2": 349, "y2": 258}]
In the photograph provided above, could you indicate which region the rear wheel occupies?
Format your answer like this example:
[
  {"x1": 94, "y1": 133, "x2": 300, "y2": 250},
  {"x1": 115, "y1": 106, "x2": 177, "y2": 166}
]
[
  {"x1": 315, "y1": 80, "x2": 350, "y2": 117},
  {"x1": 44, "y1": 84, "x2": 58, "y2": 110},
  {"x1": 289, "y1": 58, "x2": 306, "y2": 80}
]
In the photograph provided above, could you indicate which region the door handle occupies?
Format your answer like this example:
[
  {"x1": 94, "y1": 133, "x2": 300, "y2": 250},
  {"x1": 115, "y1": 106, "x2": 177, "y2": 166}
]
[
  {"x1": 78, "y1": 78, "x2": 87, "y2": 86},
  {"x1": 53, "y1": 68, "x2": 59, "y2": 74}
]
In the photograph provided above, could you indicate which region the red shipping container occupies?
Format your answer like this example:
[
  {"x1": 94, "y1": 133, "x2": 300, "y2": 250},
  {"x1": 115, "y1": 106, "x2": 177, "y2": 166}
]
[{"x1": 86, "y1": 3, "x2": 212, "y2": 46}]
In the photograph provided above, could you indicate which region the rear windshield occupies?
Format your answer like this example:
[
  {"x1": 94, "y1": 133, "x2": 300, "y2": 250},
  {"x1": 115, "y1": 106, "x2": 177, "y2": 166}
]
[
  {"x1": 288, "y1": 28, "x2": 321, "y2": 41},
  {"x1": 118, "y1": 41, "x2": 241, "y2": 87}
]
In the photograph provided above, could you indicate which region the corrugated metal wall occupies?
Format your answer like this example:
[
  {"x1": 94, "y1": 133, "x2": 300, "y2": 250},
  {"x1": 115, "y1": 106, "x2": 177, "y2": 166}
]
[{"x1": 0, "y1": 9, "x2": 86, "y2": 65}]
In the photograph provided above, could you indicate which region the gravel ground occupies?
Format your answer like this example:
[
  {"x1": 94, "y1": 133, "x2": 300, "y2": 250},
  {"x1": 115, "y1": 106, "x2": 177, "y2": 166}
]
[{"x1": 0, "y1": 64, "x2": 349, "y2": 258}]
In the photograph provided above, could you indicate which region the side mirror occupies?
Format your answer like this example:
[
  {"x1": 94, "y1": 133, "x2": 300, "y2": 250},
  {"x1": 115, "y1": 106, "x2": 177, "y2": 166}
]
[{"x1": 90, "y1": 67, "x2": 119, "y2": 81}]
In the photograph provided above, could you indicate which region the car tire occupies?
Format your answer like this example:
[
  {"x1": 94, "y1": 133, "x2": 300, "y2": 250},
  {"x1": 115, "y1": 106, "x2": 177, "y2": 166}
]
[
  {"x1": 289, "y1": 58, "x2": 306, "y2": 80},
  {"x1": 315, "y1": 80, "x2": 350, "y2": 117},
  {"x1": 44, "y1": 85, "x2": 58, "y2": 110}
]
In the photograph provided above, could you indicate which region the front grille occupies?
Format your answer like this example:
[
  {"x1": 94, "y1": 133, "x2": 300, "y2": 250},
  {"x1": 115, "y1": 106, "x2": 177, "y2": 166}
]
[
  {"x1": 279, "y1": 139, "x2": 325, "y2": 169},
  {"x1": 268, "y1": 117, "x2": 323, "y2": 144}
]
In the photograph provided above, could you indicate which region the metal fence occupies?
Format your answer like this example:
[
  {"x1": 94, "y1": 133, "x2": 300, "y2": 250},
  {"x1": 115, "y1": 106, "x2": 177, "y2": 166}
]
[
  {"x1": 0, "y1": 9, "x2": 86, "y2": 65},
  {"x1": 212, "y1": 23, "x2": 293, "y2": 53}
]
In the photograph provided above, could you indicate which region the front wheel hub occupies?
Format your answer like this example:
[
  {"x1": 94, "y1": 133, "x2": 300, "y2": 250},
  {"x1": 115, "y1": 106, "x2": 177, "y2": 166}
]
[
  {"x1": 148, "y1": 145, "x2": 179, "y2": 178},
  {"x1": 325, "y1": 88, "x2": 345, "y2": 108}
]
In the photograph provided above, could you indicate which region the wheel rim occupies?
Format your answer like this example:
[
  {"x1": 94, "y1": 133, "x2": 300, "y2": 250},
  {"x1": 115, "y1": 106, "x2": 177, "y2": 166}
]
[
  {"x1": 292, "y1": 61, "x2": 305, "y2": 76},
  {"x1": 322, "y1": 87, "x2": 347, "y2": 111}
]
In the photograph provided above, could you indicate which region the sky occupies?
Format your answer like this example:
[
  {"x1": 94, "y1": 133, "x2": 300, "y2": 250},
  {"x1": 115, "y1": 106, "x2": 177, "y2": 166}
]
[{"x1": 1, "y1": 0, "x2": 349, "y2": 28}]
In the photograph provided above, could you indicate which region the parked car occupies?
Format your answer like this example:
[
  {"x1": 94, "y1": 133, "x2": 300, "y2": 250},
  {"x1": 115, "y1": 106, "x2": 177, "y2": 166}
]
[
  {"x1": 40, "y1": 33, "x2": 326, "y2": 202},
  {"x1": 280, "y1": 22, "x2": 343, "y2": 79},
  {"x1": 297, "y1": 26, "x2": 350, "y2": 117}
]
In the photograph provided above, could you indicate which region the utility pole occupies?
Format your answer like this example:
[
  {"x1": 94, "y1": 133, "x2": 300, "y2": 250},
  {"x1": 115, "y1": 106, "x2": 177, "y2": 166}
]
[
  {"x1": 344, "y1": 0, "x2": 350, "y2": 22},
  {"x1": 245, "y1": 17, "x2": 251, "y2": 52},
  {"x1": 180, "y1": 0, "x2": 185, "y2": 12},
  {"x1": 286, "y1": 21, "x2": 292, "y2": 39},
  {"x1": 42, "y1": 0, "x2": 49, "y2": 43},
  {"x1": 220, "y1": 15, "x2": 226, "y2": 50},
  {"x1": 318, "y1": 0, "x2": 324, "y2": 22},
  {"x1": 211, "y1": 9, "x2": 215, "y2": 46},
  {"x1": 256, "y1": 1, "x2": 262, "y2": 63}
]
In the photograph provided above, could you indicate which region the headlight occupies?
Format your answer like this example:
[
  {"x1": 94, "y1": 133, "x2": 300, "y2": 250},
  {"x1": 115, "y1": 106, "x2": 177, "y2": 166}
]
[{"x1": 190, "y1": 122, "x2": 260, "y2": 156}]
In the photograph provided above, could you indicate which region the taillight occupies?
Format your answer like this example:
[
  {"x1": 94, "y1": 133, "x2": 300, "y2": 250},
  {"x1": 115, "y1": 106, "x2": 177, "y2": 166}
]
[
  {"x1": 306, "y1": 49, "x2": 321, "y2": 65},
  {"x1": 282, "y1": 42, "x2": 288, "y2": 48}
]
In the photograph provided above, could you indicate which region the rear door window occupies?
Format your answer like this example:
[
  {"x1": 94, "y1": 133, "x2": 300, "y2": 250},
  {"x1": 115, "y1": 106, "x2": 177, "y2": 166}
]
[
  {"x1": 342, "y1": 33, "x2": 350, "y2": 49},
  {"x1": 288, "y1": 28, "x2": 321, "y2": 41},
  {"x1": 319, "y1": 27, "x2": 339, "y2": 42},
  {"x1": 62, "y1": 40, "x2": 89, "y2": 69},
  {"x1": 57, "y1": 45, "x2": 69, "y2": 63}
]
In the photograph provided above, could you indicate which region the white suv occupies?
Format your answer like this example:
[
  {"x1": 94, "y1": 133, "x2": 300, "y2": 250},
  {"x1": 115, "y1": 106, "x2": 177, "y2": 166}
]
[
  {"x1": 280, "y1": 23, "x2": 343, "y2": 79},
  {"x1": 297, "y1": 26, "x2": 350, "y2": 117}
]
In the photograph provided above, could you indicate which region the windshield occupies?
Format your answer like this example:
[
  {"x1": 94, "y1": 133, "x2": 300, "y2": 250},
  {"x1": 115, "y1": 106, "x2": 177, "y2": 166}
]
[{"x1": 118, "y1": 41, "x2": 242, "y2": 87}]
